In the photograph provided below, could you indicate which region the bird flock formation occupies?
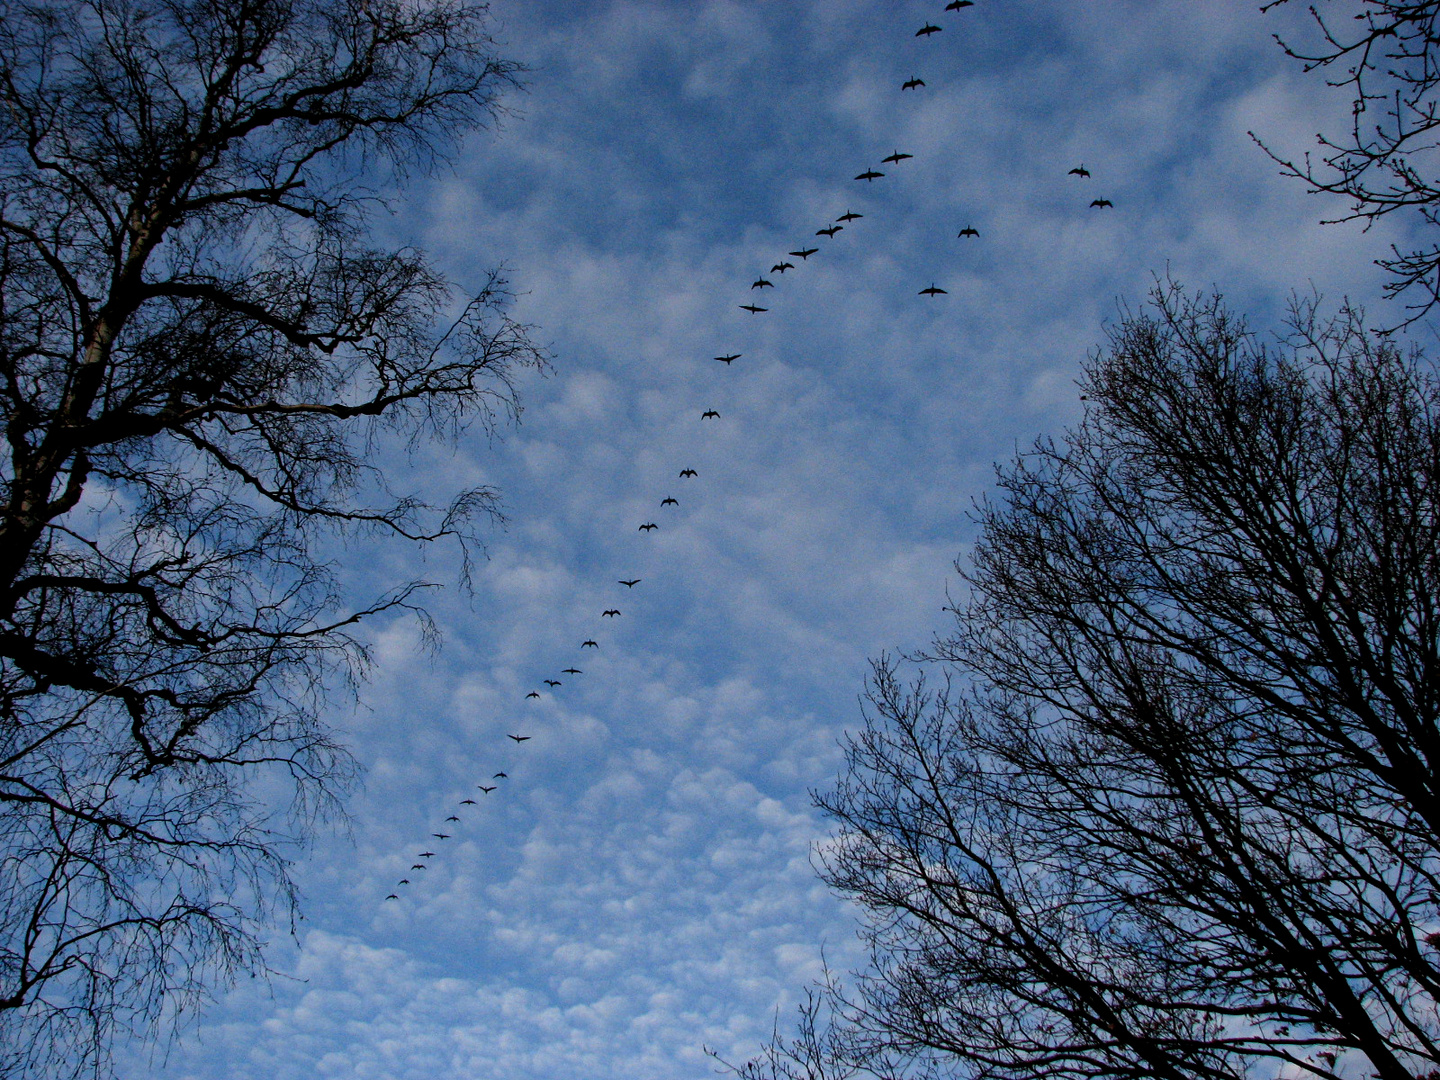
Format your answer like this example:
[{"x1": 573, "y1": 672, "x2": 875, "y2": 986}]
[{"x1": 381, "y1": 0, "x2": 1112, "y2": 903}]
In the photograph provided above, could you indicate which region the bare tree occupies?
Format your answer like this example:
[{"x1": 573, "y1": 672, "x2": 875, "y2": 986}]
[
  {"x1": 0, "y1": 0, "x2": 542, "y2": 1074},
  {"x1": 739, "y1": 285, "x2": 1440, "y2": 1080},
  {"x1": 1257, "y1": 0, "x2": 1440, "y2": 322}
]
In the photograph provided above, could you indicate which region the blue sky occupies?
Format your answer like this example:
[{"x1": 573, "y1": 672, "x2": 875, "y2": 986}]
[{"x1": 131, "y1": 2, "x2": 1416, "y2": 1078}]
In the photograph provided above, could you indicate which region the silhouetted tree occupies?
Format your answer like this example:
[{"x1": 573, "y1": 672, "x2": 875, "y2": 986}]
[
  {"x1": 739, "y1": 285, "x2": 1440, "y2": 1080},
  {"x1": 1259, "y1": 0, "x2": 1440, "y2": 322},
  {"x1": 0, "y1": 1, "x2": 540, "y2": 1075}
]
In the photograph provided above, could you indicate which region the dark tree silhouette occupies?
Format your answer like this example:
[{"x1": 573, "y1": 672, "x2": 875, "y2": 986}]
[
  {"x1": 738, "y1": 285, "x2": 1440, "y2": 1080},
  {"x1": 0, "y1": 0, "x2": 540, "y2": 1074},
  {"x1": 1258, "y1": 1, "x2": 1440, "y2": 322}
]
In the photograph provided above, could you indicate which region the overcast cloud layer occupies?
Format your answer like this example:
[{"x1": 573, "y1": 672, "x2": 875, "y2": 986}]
[{"x1": 127, "y1": 2, "x2": 1417, "y2": 1078}]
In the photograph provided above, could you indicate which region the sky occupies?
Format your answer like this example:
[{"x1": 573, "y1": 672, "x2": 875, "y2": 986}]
[{"x1": 126, "y1": 2, "x2": 1422, "y2": 1078}]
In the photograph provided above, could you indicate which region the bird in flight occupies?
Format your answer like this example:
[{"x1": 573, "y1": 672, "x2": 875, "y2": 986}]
[
  {"x1": 478, "y1": 785, "x2": 496, "y2": 793},
  {"x1": 701, "y1": 409, "x2": 720, "y2": 420},
  {"x1": 1090, "y1": 198, "x2": 1113, "y2": 208},
  {"x1": 751, "y1": 278, "x2": 773, "y2": 289},
  {"x1": 508, "y1": 735, "x2": 531, "y2": 744},
  {"x1": 661, "y1": 497, "x2": 678, "y2": 507},
  {"x1": 789, "y1": 248, "x2": 819, "y2": 259},
  {"x1": 902, "y1": 77, "x2": 925, "y2": 90},
  {"x1": 412, "y1": 863, "x2": 427, "y2": 869},
  {"x1": 544, "y1": 679, "x2": 561, "y2": 687},
  {"x1": 817, "y1": 225, "x2": 842, "y2": 238},
  {"x1": 461, "y1": 799, "x2": 476, "y2": 805},
  {"x1": 920, "y1": 283, "x2": 949, "y2": 296},
  {"x1": 492, "y1": 773, "x2": 507, "y2": 779},
  {"x1": 947, "y1": 0, "x2": 975, "y2": 8},
  {"x1": 445, "y1": 815, "x2": 460, "y2": 822},
  {"x1": 399, "y1": 879, "x2": 410, "y2": 885},
  {"x1": 418, "y1": 852, "x2": 435, "y2": 858},
  {"x1": 837, "y1": 210, "x2": 863, "y2": 222},
  {"x1": 386, "y1": 894, "x2": 398, "y2": 900},
  {"x1": 582, "y1": 639, "x2": 599, "y2": 648},
  {"x1": 432, "y1": 833, "x2": 450, "y2": 839},
  {"x1": 679, "y1": 469, "x2": 697, "y2": 478},
  {"x1": 771, "y1": 261, "x2": 794, "y2": 274},
  {"x1": 639, "y1": 522, "x2": 658, "y2": 531},
  {"x1": 882, "y1": 150, "x2": 913, "y2": 164},
  {"x1": 855, "y1": 168, "x2": 884, "y2": 182},
  {"x1": 916, "y1": 24, "x2": 942, "y2": 36},
  {"x1": 619, "y1": 579, "x2": 641, "y2": 587},
  {"x1": 716, "y1": 353, "x2": 740, "y2": 364},
  {"x1": 1069, "y1": 165, "x2": 1091, "y2": 178},
  {"x1": 526, "y1": 691, "x2": 540, "y2": 699},
  {"x1": 958, "y1": 226, "x2": 979, "y2": 238},
  {"x1": 561, "y1": 670, "x2": 580, "y2": 676},
  {"x1": 603, "y1": 609, "x2": 620, "y2": 617},
  {"x1": 740, "y1": 303, "x2": 768, "y2": 314}
]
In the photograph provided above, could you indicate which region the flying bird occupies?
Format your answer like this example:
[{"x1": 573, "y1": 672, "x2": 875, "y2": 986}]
[
  {"x1": 882, "y1": 150, "x2": 913, "y2": 164},
  {"x1": 582, "y1": 639, "x2": 599, "y2": 648},
  {"x1": 946, "y1": 0, "x2": 974, "y2": 8},
  {"x1": 603, "y1": 609, "x2": 620, "y2": 617},
  {"x1": 461, "y1": 799, "x2": 476, "y2": 805},
  {"x1": 1090, "y1": 198, "x2": 1113, "y2": 208},
  {"x1": 679, "y1": 469, "x2": 697, "y2": 478},
  {"x1": 418, "y1": 852, "x2": 435, "y2": 857},
  {"x1": 386, "y1": 894, "x2": 398, "y2": 900},
  {"x1": 661, "y1": 497, "x2": 678, "y2": 506},
  {"x1": 1069, "y1": 165, "x2": 1091, "y2": 177},
  {"x1": 701, "y1": 409, "x2": 720, "y2": 419},
  {"x1": 525, "y1": 691, "x2": 540, "y2": 699},
  {"x1": 958, "y1": 226, "x2": 979, "y2": 238},
  {"x1": 855, "y1": 168, "x2": 884, "y2": 181},
  {"x1": 507, "y1": 735, "x2": 531, "y2": 744},
  {"x1": 478, "y1": 785, "x2": 496, "y2": 793},
  {"x1": 544, "y1": 679, "x2": 561, "y2": 687},
  {"x1": 740, "y1": 304, "x2": 768, "y2": 313},
  {"x1": 560, "y1": 670, "x2": 580, "y2": 676},
  {"x1": 902, "y1": 77, "x2": 925, "y2": 90},
  {"x1": 399, "y1": 879, "x2": 409, "y2": 885},
  {"x1": 492, "y1": 773, "x2": 507, "y2": 779},
  {"x1": 619, "y1": 579, "x2": 641, "y2": 587},
  {"x1": 919, "y1": 283, "x2": 949, "y2": 296},
  {"x1": 715, "y1": 353, "x2": 740, "y2": 364},
  {"x1": 432, "y1": 833, "x2": 450, "y2": 839},
  {"x1": 639, "y1": 522, "x2": 658, "y2": 531},
  {"x1": 445, "y1": 815, "x2": 460, "y2": 822},
  {"x1": 817, "y1": 225, "x2": 842, "y2": 238},
  {"x1": 789, "y1": 248, "x2": 819, "y2": 259},
  {"x1": 837, "y1": 210, "x2": 863, "y2": 222},
  {"x1": 916, "y1": 23, "x2": 942, "y2": 36},
  {"x1": 412, "y1": 864, "x2": 426, "y2": 869},
  {"x1": 751, "y1": 278, "x2": 773, "y2": 289},
  {"x1": 771, "y1": 261, "x2": 794, "y2": 274}
]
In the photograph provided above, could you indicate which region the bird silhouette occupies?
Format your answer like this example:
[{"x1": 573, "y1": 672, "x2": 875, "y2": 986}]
[
  {"x1": 789, "y1": 248, "x2": 819, "y2": 259},
  {"x1": 715, "y1": 353, "x2": 740, "y2": 364},
  {"x1": 492, "y1": 773, "x2": 507, "y2": 779},
  {"x1": 603, "y1": 609, "x2": 620, "y2": 617},
  {"x1": 507, "y1": 735, "x2": 530, "y2": 744},
  {"x1": 418, "y1": 852, "x2": 435, "y2": 857},
  {"x1": 445, "y1": 815, "x2": 460, "y2": 822},
  {"x1": 582, "y1": 639, "x2": 599, "y2": 648},
  {"x1": 679, "y1": 469, "x2": 697, "y2": 478},
  {"x1": 701, "y1": 409, "x2": 720, "y2": 419},
  {"x1": 916, "y1": 23, "x2": 942, "y2": 36},
  {"x1": 855, "y1": 168, "x2": 884, "y2": 181},
  {"x1": 882, "y1": 150, "x2": 913, "y2": 164},
  {"x1": 619, "y1": 579, "x2": 641, "y2": 587},
  {"x1": 544, "y1": 679, "x2": 561, "y2": 687},
  {"x1": 386, "y1": 894, "x2": 399, "y2": 900},
  {"x1": 740, "y1": 304, "x2": 768, "y2": 313},
  {"x1": 412, "y1": 863, "x2": 427, "y2": 869},
  {"x1": 902, "y1": 77, "x2": 925, "y2": 90},
  {"x1": 751, "y1": 278, "x2": 773, "y2": 289},
  {"x1": 920, "y1": 283, "x2": 949, "y2": 296},
  {"x1": 399, "y1": 879, "x2": 410, "y2": 884},
  {"x1": 771, "y1": 261, "x2": 794, "y2": 274},
  {"x1": 461, "y1": 799, "x2": 476, "y2": 805},
  {"x1": 478, "y1": 784, "x2": 496, "y2": 793},
  {"x1": 1069, "y1": 165, "x2": 1091, "y2": 178},
  {"x1": 432, "y1": 833, "x2": 450, "y2": 839},
  {"x1": 639, "y1": 522, "x2": 658, "y2": 531},
  {"x1": 837, "y1": 210, "x2": 863, "y2": 222},
  {"x1": 958, "y1": 226, "x2": 979, "y2": 237},
  {"x1": 817, "y1": 225, "x2": 842, "y2": 237},
  {"x1": 1090, "y1": 198, "x2": 1113, "y2": 208},
  {"x1": 526, "y1": 691, "x2": 540, "y2": 699},
  {"x1": 661, "y1": 497, "x2": 678, "y2": 506},
  {"x1": 946, "y1": 0, "x2": 974, "y2": 8}
]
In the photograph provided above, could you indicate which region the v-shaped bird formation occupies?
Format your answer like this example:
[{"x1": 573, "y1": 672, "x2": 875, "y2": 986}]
[{"x1": 381, "y1": 0, "x2": 1115, "y2": 902}]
